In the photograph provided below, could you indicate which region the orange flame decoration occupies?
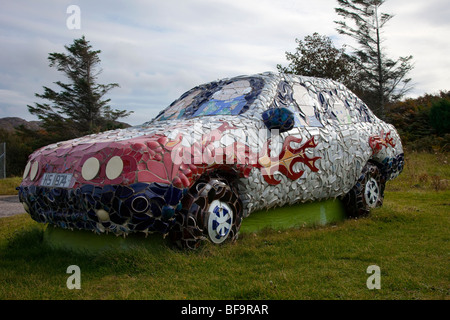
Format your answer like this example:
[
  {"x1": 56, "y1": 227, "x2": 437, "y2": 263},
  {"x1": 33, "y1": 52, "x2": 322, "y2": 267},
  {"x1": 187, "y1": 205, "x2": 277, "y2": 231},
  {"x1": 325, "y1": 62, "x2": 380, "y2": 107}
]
[
  {"x1": 165, "y1": 121, "x2": 321, "y2": 187},
  {"x1": 369, "y1": 130, "x2": 395, "y2": 155},
  {"x1": 257, "y1": 136, "x2": 321, "y2": 185}
]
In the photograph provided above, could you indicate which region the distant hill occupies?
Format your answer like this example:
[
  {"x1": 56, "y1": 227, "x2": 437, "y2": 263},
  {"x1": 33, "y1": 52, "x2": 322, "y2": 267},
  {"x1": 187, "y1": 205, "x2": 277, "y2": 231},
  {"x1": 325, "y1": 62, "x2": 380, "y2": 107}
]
[
  {"x1": 0, "y1": 117, "x2": 42, "y2": 132},
  {"x1": 0, "y1": 117, "x2": 131, "y2": 133}
]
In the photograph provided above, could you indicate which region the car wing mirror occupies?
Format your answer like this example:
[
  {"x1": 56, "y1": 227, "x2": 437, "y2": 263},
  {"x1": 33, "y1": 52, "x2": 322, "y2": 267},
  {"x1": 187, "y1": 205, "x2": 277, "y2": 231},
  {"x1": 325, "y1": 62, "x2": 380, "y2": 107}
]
[{"x1": 261, "y1": 107, "x2": 295, "y2": 133}]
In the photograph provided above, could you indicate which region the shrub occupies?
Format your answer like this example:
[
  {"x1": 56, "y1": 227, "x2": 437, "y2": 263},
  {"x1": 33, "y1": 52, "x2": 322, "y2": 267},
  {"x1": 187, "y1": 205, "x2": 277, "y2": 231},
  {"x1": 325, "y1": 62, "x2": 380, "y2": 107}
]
[{"x1": 429, "y1": 98, "x2": 450, "y2": 136}]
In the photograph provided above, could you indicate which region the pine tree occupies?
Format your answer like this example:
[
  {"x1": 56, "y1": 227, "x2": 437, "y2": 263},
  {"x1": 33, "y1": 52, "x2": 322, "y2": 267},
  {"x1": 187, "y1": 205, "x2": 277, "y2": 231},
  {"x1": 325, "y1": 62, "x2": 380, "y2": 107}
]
[
  {"x1": 28, "y1": 36, "x2": 132, "y2": 140},
  {"x1": 334, "y1": 0, "x2": 414, "y2": 118}
]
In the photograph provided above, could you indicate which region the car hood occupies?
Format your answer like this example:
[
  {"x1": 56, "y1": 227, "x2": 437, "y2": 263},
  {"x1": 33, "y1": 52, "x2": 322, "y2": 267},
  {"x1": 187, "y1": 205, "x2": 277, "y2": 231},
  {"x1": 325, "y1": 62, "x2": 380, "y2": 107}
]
[{"x1": 21, "y1": 116, "x2": 262, "y2": 189}]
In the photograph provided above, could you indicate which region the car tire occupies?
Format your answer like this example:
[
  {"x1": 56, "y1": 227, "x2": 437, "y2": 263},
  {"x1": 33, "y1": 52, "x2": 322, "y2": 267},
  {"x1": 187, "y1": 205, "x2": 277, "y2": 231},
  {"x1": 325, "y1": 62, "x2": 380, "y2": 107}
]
[
  {"x1": 170, "y1": 175, "x2": 243, "y2": 249},
  {"x1": 342, "y1": 163, "x2": 385, "y2": 218}
]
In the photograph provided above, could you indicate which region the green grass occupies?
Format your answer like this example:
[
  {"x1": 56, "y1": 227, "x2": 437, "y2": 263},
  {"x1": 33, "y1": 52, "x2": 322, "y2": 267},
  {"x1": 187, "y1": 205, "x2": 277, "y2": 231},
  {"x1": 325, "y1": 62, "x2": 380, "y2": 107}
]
[
  {"x1": 0, "y1": 177, "x2": 22, "y2": 195},
  {"x1": 0, "y1": 152, "x2": 448, "y2": 300}
]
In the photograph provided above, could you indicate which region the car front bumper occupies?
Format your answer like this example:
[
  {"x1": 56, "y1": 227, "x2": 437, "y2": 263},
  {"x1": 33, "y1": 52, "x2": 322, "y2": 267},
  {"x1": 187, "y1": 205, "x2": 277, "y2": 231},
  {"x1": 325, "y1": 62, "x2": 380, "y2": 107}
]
[{"x1": 18, "y1": 182, "x2": 186, "y2": 235}]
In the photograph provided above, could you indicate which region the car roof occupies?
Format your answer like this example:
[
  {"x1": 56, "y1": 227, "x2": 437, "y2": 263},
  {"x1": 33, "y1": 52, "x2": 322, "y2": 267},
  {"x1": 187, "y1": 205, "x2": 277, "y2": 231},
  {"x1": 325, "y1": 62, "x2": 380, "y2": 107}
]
[{"x1": 150, "y1": 72, "x2": 376, "y2": 125}]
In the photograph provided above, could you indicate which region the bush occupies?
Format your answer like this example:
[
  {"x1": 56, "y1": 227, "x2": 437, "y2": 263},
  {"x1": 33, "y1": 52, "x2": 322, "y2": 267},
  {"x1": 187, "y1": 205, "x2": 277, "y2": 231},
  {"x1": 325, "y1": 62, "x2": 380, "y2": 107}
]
[
  {"x1": 406, "y1": 134, "x2": 450, "y2": 153},
  {"x1": 429, "y1": 98, "x2": 450, "y2": 136},
  {"x1": 386, "y1": 91, "x2": 450, "y2": 152},
  {"x1": 0, "y1": 129, "x2": 33, "y2": 177}
]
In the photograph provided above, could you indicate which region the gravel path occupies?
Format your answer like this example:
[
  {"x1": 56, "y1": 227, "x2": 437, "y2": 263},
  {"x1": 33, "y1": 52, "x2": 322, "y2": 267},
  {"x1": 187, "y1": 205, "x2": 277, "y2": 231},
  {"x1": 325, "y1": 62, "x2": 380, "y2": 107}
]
[{"x1": 0, "y1": 195, "x2": 25, "y2": 218}]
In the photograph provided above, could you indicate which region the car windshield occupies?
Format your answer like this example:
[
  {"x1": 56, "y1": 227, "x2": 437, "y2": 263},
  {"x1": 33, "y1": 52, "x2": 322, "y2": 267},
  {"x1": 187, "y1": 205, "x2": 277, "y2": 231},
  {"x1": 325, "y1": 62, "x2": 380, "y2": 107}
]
[{"x1": 155, "y1": 76, "x2": 264, "y2": 121}]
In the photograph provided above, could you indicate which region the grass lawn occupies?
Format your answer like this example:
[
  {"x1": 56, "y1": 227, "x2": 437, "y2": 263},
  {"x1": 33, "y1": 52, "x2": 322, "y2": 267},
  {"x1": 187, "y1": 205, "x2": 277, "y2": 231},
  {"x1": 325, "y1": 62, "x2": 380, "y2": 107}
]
[
  {"x1": 0, "y1": 177, "x2": 22, "y2": 195},
  {"x1": 0, "y1": 152, "x2": 448, "y2": 300}
]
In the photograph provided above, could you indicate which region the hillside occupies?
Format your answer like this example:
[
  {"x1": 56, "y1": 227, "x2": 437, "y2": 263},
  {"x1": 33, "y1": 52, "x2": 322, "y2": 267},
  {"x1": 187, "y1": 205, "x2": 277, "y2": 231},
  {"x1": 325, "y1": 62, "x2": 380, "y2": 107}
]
[
  {"x1": 0, "y1": 117, "x2": 131, "y2": 132},
  {"x1": 0, "y1": 117, "x2": 42, "y2": 132}
]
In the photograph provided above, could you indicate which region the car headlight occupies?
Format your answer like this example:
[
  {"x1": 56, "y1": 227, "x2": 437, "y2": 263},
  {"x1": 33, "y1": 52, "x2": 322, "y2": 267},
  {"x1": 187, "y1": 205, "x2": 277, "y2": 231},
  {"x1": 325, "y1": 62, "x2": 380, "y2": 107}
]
[
  {"x1": 81, "y1": 157, "x2": 100, "y2": 181},
  {"x1": 23, "y1": 161, "x2": 31, "y2": 179},
  {"x1": 106, "y1": 156, "x2": 123, "y2": 180},
  {"x1": 30, "y1": 161, "x2": 40, "y2": 181}
]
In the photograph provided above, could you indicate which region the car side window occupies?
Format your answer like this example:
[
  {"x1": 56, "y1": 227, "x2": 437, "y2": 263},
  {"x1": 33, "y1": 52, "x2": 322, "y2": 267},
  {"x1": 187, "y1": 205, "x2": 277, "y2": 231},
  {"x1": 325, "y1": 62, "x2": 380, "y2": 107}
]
[
  {"x1": 350, "y1": 99, "x2": 374, "y2": 123},
  {"x1": 268, "y1": 81, "x2": 303, "y2": 128},
  {"x1": 291, "y1": 83, "x2": 323, "y2": 127},
  {"x1": 268, "y1": 80, "x2": 325, "y2": 128},
  {"x1": 321, "y1": 85, "x2": 373, "y2": 124},
  {"x1": 319, "y1": 90, "x2": 352, "y2": 125}
]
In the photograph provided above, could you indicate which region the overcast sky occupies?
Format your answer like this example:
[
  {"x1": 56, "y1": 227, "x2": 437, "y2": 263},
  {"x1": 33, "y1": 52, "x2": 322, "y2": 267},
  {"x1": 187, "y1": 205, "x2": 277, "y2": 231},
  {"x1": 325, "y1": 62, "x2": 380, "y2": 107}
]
[{"x1": 1, "y1": 0, "x2": 449, "y2": 126}]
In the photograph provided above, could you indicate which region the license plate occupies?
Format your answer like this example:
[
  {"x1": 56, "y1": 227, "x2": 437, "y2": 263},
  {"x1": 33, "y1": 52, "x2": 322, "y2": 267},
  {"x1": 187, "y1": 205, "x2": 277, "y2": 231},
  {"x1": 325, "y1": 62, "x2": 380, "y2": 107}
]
[{"x1": 40, "y1": 173, "x2": 73, "y2": 188}]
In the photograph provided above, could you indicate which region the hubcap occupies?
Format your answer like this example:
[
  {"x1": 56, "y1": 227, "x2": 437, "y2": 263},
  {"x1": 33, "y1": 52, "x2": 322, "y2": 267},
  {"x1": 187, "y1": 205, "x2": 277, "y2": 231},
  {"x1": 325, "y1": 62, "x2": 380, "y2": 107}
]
[
  {"x1": 364, "y1": 177, "x2": 379, "y2": 208},
  {"x1": 207, "y1": 200, "x2": 233, "y2": 244}
]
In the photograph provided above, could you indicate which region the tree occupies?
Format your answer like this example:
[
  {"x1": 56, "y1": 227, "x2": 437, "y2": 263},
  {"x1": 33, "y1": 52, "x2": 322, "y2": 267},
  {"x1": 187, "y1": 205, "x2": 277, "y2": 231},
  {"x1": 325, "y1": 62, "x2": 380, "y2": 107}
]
[
  {"x1": 27, "y1": 36, "x2": 132, "y2": 141},
  {"x1": 0, "y1": 129, "x2": 33, "y2": 177},
  {"x1": 334, "y1": 0, "x2": 414, "y2": 118},
  {"x1": 277, "y1": 33, "x2": 359, "y2": 89}
]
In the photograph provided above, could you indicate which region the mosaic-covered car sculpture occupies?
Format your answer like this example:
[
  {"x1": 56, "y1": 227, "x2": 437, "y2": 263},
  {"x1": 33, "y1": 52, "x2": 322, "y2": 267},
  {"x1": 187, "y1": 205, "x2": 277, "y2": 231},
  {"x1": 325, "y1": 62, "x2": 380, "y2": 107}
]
[{"x1": 18, "y1": 72, "x2": 404, "y2": 249}]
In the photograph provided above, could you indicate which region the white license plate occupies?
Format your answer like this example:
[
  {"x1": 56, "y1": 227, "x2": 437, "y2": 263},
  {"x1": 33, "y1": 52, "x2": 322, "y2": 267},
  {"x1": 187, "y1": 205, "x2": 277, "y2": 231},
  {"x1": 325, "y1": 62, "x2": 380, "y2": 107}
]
[{"x1": 40, "y1": 173, "x2": 73, "y2": 188}]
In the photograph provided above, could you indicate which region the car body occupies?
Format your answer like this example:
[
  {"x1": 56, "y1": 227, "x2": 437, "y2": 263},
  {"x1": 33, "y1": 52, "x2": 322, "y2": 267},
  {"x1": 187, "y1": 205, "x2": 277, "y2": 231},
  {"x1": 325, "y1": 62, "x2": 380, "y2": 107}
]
[{"x1": 18, "y1": 72, "x2": 404, "y2": 248}]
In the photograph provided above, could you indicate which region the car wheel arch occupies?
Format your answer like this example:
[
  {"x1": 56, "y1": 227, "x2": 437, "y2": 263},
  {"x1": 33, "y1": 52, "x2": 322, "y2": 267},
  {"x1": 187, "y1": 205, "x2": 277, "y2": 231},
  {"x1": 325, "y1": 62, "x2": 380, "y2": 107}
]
[
  {"x1": 342, "y1": 160, "x2": 386, "y2": 218},
  {"x1": 170, "y1": 170, "x2": 244, "y2": 249}
]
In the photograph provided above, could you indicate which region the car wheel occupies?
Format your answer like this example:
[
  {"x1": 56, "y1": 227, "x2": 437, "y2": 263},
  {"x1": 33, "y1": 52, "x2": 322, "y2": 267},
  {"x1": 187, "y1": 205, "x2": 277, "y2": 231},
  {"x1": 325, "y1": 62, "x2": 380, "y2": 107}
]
[
  {"x1": 342, "y1": 163, "x2": 385, "y2": 218},
  {"x1": 170, "y1": 176, "x2": 243, "y2": 249}
]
